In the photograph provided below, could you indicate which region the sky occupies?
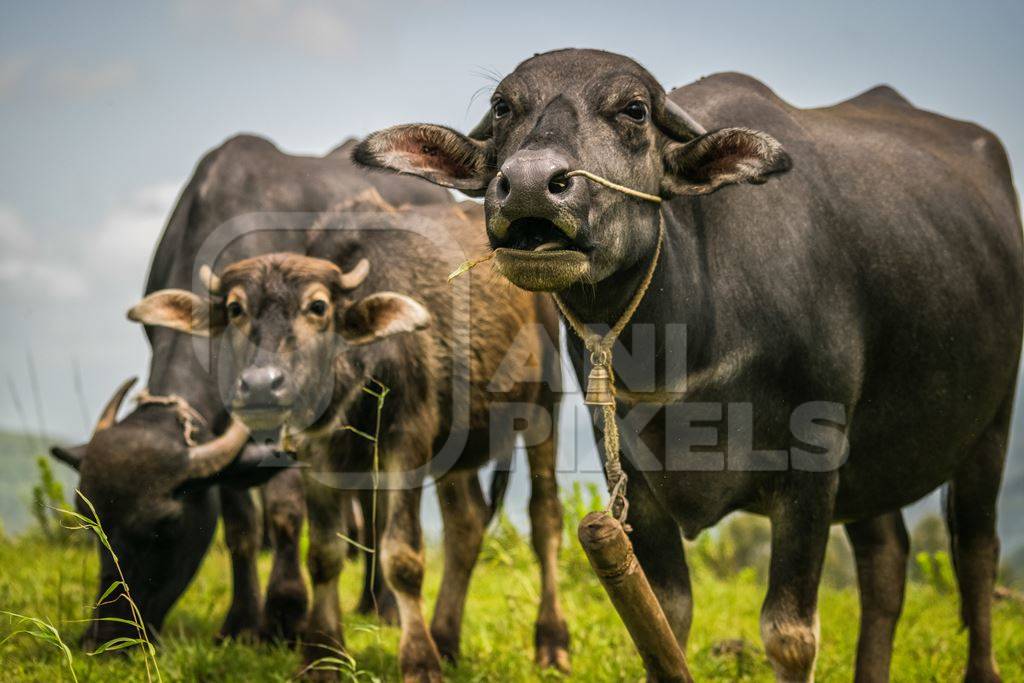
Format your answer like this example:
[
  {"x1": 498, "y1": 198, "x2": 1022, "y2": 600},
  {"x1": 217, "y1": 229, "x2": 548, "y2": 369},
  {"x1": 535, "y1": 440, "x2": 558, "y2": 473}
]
[{"x1": 1, "y1": 1, "x2": 1023, "y2": 524}]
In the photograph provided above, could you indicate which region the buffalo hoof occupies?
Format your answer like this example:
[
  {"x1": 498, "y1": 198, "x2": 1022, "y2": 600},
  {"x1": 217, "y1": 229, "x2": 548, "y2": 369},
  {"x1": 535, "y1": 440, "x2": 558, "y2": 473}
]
[
  {"x1": 963, "y1": 668, "x2": 1002, "y2": 683},
  {"x1": 298, "y1": 641, "x2": 348, "y2": 681},
  {"x1": 358, "y1": 588, "x2": 399, "y2": 626},
  {"x1": 535, "y1": 643, "x2": 571, "y2": 674},
  {"x1": 261, "y1": 582, "x2": 308, "y2": 644},
  {"x1": 216, "y1": 607, "x2": 261, "y2": 644},
  {"x1": 535, "y1": 620, "x2": 571, "y2": 673},
  {"x1": 401, "y1": 664, "x2": 443, "y2": 683},
  {"x1": 400, "y1": 639, "x2": 443, "y2": 683},
  {"x1": 430, "y1": 629, "x2": 459, "y2": 664}
]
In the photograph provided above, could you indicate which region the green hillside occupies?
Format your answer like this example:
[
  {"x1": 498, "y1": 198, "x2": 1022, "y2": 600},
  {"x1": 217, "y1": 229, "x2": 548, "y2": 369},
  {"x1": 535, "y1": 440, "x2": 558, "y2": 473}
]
[{"x1": 0, "y1": 431, "x2": 77, "y2": 536}]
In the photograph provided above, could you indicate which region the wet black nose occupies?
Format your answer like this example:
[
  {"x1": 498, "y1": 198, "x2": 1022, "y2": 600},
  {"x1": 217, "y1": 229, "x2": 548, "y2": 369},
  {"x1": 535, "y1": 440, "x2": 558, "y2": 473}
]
[
  {"x1": 495, "y1": 150, "x2": 586, "y2": 218},
  {"x1": 236, "y1": 366, "x2": 289, "y2": 406}
]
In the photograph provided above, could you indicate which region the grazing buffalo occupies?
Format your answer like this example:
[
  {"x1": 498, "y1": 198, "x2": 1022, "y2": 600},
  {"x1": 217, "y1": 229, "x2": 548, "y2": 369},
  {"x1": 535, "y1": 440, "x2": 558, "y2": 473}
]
[
  {"x1": 129, "y1": 195, "x2": 570, "y2": 681},
  {"x1": 50, "y1": 134, "x2": 450, "y2": 648},
  {"x1": 354, "y1": 49, "x2": 1023, "y2": 682}
]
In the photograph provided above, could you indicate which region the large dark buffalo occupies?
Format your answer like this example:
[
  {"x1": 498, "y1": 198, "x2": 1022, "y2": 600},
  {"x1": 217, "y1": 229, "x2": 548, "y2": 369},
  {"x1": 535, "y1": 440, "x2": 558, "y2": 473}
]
[
  {"x1": 50, "y1": 134, "x2": 449, "y2": 647},
  {"x1": 354, "y1": 49, "x2": 1023, "y2": 682},
  {"x1": 129, "y1": 196, "x2": 569, "y2": 681}
]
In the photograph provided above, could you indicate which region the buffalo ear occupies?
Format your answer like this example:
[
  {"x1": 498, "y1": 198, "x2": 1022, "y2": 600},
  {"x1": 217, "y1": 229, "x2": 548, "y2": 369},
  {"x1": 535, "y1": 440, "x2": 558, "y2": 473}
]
[
  {"x1": 340, "y1": 292, "x2": 431, "y2": 346},
  {"x1": 127, "y1": 289, "x2": 223, "y2": 337},
  {"x1": 353, "y1": 124, "x2": 495, "y2": 196},
  {"x1": 661, "y1": 127, "x2": 791, "y2": 196},
  {"x1": 50, "y1": 443, "x2": 87, "y2": 470}
]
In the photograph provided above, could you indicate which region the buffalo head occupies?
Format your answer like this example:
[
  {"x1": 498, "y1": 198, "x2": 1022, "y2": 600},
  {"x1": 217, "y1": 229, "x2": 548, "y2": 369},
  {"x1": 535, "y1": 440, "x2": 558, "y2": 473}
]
[
  {"x1": 127, "y1": 254, "x2": 430, "y2": 436},
  {"x1": 49, "y1": 378, "x2": 277, "y2": 649},
  {"x1": 354, "y1": 48, "x2": 790, "y2": 292}
]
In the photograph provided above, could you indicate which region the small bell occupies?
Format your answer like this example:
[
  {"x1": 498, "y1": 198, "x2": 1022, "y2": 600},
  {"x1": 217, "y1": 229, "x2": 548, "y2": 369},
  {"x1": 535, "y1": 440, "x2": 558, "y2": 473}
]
[{"x1": 584, "y1": 362, "x2": 616, "y2": 406}]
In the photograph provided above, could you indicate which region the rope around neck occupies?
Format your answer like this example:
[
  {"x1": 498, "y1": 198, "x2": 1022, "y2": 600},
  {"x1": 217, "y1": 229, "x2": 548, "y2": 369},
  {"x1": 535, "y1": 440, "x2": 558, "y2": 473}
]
[
  {"x1": 444, "y1": 168, "x2": 664, "y2": 526},
  {"x1": 554, "y1": 216, "x2": 664, "y2": 526}
]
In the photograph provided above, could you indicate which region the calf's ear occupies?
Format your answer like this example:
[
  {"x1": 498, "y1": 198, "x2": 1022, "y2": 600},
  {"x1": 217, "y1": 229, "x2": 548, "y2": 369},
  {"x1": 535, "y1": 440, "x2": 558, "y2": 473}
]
[
  {"x1": 353, "y1": 124, "x2": 495, "y2": 196},
  {"x1": 340, "y1": 292, "x2": 431, "y2": 346},
  {"x1": 127, "y1": 289, "x2": 223, "y2": 337},
  {"x1": 661, "y1": 127, "x2": 791, "y2": 197}
]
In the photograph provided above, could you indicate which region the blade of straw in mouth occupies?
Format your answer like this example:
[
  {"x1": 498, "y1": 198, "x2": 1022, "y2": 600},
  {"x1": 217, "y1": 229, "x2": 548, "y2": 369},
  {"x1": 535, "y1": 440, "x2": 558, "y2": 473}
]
[
  {"x1": 446, "y1": 168, "x2": 658, "y2": 283},
  {"x1": 447, "y1": 252, "x2": 495, "y2": 282}
]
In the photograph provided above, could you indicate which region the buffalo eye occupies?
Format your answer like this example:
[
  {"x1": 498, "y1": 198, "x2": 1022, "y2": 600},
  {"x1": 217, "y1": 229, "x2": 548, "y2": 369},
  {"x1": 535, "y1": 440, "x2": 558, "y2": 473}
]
[
  {"x1": 227, "y1": 301, "x2": 244, "y2": 319},
  {"x1": 622, "y1": 100, "x2": 648, "y2": 122},
  {"x1": 492, "y1": 97, "x2": 511, "y2": 119},
  {"x1": 308, "y1": 300, "x2": 328, "y2": 317}
]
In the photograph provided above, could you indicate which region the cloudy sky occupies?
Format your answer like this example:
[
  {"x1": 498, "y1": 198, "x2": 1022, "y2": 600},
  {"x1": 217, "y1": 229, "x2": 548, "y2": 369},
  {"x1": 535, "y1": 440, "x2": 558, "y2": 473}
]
[{"x1": 1, "y1": 0, "x2": 1022, "y2": 468}]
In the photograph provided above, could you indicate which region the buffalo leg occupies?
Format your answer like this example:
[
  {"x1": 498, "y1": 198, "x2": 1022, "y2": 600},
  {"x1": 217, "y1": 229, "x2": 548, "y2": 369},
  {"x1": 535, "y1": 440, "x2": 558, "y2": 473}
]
[
  {"x1": 381, "y1": 462, "x2": 442, "y2": 683},
  {"x1": 845, "y1": 511, "x2": 909, "y2": 683},
  {"x1": 261, "y1": 469, "x2": 308, "y2": 643},
  {"x1": 218, "y1": 486, "x2": 262, "y2": 641},
  {"x1": 301, "y1": 472, "x2": 350, "y2": 677},
  {"x1": 526, "y1": 424, "x2": 571, "y2": 672},
  {"x1": 761, "y1": 472, "x2": 837, "y2": 683},
  {"x1": 355, "y1": 487, "x2": 398, "y2": 624},
  {"x1": 340, "y1": 489, "x2": 363, "y2": 560},
  {"x1": 430, "y1": 469, "x2": 489, "y2": 663},
  {"x1": 946, "y1": 411, "x2": 1009, "y2": 683}
]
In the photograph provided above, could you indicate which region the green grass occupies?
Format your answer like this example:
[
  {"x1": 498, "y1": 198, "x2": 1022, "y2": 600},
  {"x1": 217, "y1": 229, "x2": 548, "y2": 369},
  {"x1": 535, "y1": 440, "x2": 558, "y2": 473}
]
[{"x1": 1, "y1": 509, "x2": 1023, "y2": 682}]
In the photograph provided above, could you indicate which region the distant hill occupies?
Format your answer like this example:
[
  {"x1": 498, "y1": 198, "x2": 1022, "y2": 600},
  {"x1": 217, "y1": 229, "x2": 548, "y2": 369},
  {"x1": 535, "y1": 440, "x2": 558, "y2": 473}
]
[{"x1": 0, "y1": 431, "x2": 77, "y2": 535}]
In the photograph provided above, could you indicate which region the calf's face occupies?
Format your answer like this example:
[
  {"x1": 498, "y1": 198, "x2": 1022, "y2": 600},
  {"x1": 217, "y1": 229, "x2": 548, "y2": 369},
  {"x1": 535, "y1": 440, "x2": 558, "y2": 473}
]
[
  {"x1": 355, "y1": 49, "x2": 790, "y2": 291},
  {"x1": 129, "y1": 254, "x2": 430, "y2": 434}
]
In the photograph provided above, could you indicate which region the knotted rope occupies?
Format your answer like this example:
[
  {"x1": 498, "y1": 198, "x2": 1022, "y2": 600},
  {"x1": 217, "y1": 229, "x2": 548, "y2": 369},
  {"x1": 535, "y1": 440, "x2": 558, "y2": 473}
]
[
  {"x1": 446, "y1": 169, "x2": 664, "y2": 527},
  {"x1": 554, "y1": 216, "x2": 663, "y2": 526},
  {"x1": 135, "y1": 388, "x2": 208, "y2": 447}
]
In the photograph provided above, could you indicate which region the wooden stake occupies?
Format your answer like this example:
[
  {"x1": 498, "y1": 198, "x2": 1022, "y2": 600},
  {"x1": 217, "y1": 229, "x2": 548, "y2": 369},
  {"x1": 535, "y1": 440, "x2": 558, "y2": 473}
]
[{"x1": 578, "y1": 511, "x2": 693, "y2": 683}]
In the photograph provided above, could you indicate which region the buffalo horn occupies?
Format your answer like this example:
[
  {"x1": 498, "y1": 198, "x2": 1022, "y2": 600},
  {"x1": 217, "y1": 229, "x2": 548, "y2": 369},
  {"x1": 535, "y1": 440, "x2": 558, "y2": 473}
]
[
  {"x1": 199, "y1": 264, "x2": 222, "y2": 294},
  {"x1": 659, "y1": 98, "x2": 707, "y2": 141},
  {"x1": 94, "y1": 376, "x2": 138, "y2": 435},
  {"x1": 339, "y1": 258, "x2": 370, "y2": 290},
  {"x1": 186, "y1": 418, "x2": 250, "y2": 480}
]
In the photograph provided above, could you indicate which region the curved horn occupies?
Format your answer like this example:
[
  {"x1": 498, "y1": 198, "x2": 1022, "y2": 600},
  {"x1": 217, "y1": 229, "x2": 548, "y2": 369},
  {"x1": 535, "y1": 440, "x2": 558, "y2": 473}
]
[
  {"x1": 467, "y1": 110, "x2": 493, "y2": 141},
  {"x1": 339, "y1": 258, "x2": 370, "y2": 289},
  {"x1": 186, "y1": 418, "x2": 250, "y2": 480},
  {"x1": 199, "y1": 264, "x2": 221, "y2": 294},
  {"x1": 94, "y1": 376, "x2": 138, "y2": 435},
  {"x1": 656, "y1": 97, "x2": 707, "y2": 141}
]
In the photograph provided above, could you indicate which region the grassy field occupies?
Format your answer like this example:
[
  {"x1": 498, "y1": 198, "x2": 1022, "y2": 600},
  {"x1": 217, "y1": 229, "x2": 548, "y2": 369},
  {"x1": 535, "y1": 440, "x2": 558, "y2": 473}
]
[{"x1": 2, "y1": 486, "x2": 1023, "y2": 683}]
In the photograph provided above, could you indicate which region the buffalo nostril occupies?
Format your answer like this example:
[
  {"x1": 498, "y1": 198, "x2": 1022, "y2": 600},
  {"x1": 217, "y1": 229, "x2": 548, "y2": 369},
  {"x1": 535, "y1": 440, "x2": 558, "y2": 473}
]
[
  {"x1": 270, "y1": 374, "x2": 284, "y2": 391},
  {"x1": 496, "y1": 174, "x2": 511, "y2": 199},
  {"x1": 238, "y1": 379, "x2": 250, "y2": 395},
  {"x1": 548, "y1": 174, "x2": 571, "y2": 195}
]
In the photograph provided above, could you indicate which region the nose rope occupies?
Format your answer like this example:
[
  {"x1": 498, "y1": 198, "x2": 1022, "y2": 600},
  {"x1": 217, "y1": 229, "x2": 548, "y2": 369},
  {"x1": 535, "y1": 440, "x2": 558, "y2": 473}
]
[
  {"x1": 563, "y1": 170, "x2": 663, "y2": 204},
  {"x1": 135, "y1": 388, "x2": 208, "y2": 447},
  {"x1": 446, "y1": 169, "x2": 662, "y2": 282}
]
